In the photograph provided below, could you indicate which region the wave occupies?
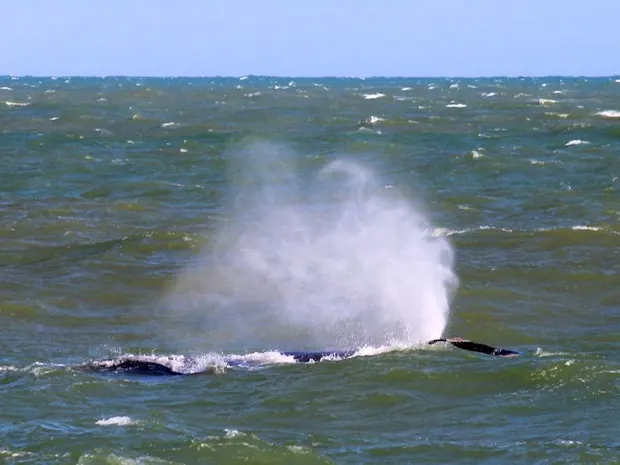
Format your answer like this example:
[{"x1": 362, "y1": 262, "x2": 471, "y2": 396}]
[
  {"x1": 2, "y1": 232, "x2": 199, "y2": 268},
  {"x1": 4, "y1": 100, "x2": 30, "y2": 107},
  {"x1": 362, "y1": 93, "x2": 385, "y2": 100},
  {"x1": 96, "y1": 416, "x2": 136, "y2": 426},
  {"x1": 432, "y1": 225, "x2": 620, "y2": 237},
  {"x1": 564, "y1": 139, "x2": 590, "y2": 146},
  {"x1": 596, "y1": 110, "x2": 620, "y2": 119}
]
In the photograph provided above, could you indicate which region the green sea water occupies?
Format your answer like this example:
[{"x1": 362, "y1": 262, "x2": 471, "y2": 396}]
[{"x1": 1, "y1": 76, "x2": 620, "y2": 464}]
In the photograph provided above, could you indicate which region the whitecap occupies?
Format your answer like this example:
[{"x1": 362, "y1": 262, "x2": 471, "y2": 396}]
[
  {"x1": 161, "y1": 122, "x2": 180, "y2": 128},
  {"x1": 363, "y1": 93, "x2": 385, "y2": 100},
  {"x1": 537, "y1": 98, "x2": 557, "y2": 105},
  {"x1": 446, "y1": 102, "x2": 467, "y2": 108},
  {"x1": 565, "y1": 139, "x2": 590, "y2": 146},
  {"x1": 358, "y1": 127, "x2": 382, "y2": 135},
  {"x1": 481, "y1": 92, "x2": 496, "y2": 98},
  {"x1": 180, "y1": 148, "x2": 188, "y2": 153},
  {"x1": 239, "y1": 76, "x2": 248, "y2": 80},
  {"x1": 553, "y1": 439, "x2": 583, "y2": 446},
  {"x1": 470, "y1": 149, "x2": 484, "y2": 159},
  {"x1": 5, "y1": 101, "x2": 29, "y2": 107},
  {"x1": 0, "y1": 449, "x2": 33, "y2": 458},
  {"x1": 449, "y1": 83, "x2": 459, "y2": 89},
  {"x1": 49, "y1": 116, "x2": 60, "y2": 121},
  {"x1": 244, "y1": 92, "x2": 261, "y2": 97},
  {"x1": 570, "y1": 225, "x2": 604, "y2": 232},
  {"x1": 366, "y1": 115, "x2": 385, "y2": 125},
  {"x1": 0, "y1": 86, "x2": 13, "y2": 91},
  {"x1": 431, "y1": 225, "x2": 513, "y2": 237},
  {"x1": 401, "y1": 86, "x2": 412, "y2": 91},
  {"x1": 224, "y1": 428, "x2": 242, "y2": 438},
  {"x1": 596, "y1": 110, "x2": 620, "y2": 118},
  {"x1": 96, "y1": 416, "x2": 135, "y2": 426}
]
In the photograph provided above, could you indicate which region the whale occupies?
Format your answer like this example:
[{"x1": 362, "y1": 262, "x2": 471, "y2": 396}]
[{"x1": 81, "y1": 338, "x2": 519, "y2": 376}]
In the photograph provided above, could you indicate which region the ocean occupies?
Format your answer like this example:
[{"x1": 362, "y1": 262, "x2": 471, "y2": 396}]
[{"x1": 1, "y1": 75, "x2": 620, "y2": 464}]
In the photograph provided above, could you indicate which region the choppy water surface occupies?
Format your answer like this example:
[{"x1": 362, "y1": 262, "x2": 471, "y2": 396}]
[{"x1": 1, "y1": 76, "x2": 620, "y2": 464}]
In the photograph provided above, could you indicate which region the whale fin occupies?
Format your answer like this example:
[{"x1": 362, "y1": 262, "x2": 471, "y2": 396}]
[{"x1": 428, "y1": 337, "x2": 519, "y2": 357}]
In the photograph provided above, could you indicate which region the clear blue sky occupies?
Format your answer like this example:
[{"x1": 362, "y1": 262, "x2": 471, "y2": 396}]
[{"x1": 2, "y1": 0, "x2": 618, "y2": 77}]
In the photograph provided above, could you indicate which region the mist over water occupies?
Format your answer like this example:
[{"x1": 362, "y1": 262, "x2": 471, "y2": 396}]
[{"x1": 166, "y1": 141, "x2": 458, "y2": 351}]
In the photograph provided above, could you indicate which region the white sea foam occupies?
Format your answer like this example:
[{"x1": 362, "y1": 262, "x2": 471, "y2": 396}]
[
  {"x1": 0, "y1": 86, "x2": 13, "y2": 91},
  {"x1": 570, "y1": 225, "x2": 605, "y2": 232},
  {"x1": 596, "y1": 110, "x2": 620, "y2": 118},
  {"x1": 358, "y1": 127, "x2": 382, "y2": 135},
  {"x1": 161, "y1": 122, "x2": 180, "y2": 128},
  {"x1": 446, "y1": 102, "x2": 467, "y2": 108},
  {"x1": 366, "y1": 115, "x2": 385, "y2": 125},
  {"x1": 180, "y1": 148, "x2": 188, "y2": 153},
  {"x1": 363, "y1": 93, "x2": 385, "y2": 100},
  {"x1": 401, "y1": 87, "x2": 412, "y2": 91},
  {"x1": 0, "y1": 449, "x2": 33, "y2": 458},
  {"x1": 244, "y1": 92, "x2": 261, "y2": 97},
  {"x1": 432, "y1": 225, "x2": 514, "y2": 237},
  {"x1": 49, "y1": 116, "x2": 60, "y2": 121},
  {"x1": 537, "y1": 98, "x2": 557, "y2": 106},
  {"x1": 5, "y1": 100, "x2": 29, "y2": 107},
  {"x1": 481, "y1": 92, "x2": 496, "y2": 98},
  {"x1": 565, "y1": 139, "x2": 590, "y2": 146},
  {"x1": 96, "y1": 416, "x2": 135, "y2": 426},
  {"x1": 449, "y1": 83, "x2": 459, "y2": 89},
  {"x1": 470, "y1": 149, "x2": 484, "y2": 159}
]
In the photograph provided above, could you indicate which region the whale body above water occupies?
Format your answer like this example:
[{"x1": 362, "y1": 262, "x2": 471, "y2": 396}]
[{"x1": 81, "y1": 338, "x2": 519, "y2": 376}]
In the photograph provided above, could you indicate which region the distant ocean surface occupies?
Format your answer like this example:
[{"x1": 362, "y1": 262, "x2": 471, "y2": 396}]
[{"x1": 1, "y1": 76, "x2": 620, "y2": 464}]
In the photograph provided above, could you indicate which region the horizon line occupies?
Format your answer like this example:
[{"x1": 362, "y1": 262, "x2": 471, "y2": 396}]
[{"x1": 1, "y1": 74, "x2": 619, "y2": 80}]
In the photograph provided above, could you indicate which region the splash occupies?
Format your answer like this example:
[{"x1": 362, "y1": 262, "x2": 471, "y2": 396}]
[{"x1": 164, "y1": 141, "x2": 458, "y2": 351}]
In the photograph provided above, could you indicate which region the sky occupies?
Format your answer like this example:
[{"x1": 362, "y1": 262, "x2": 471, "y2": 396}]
[{"x1": 1, "y1": 0, "x2": 619, "y2": 77}]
